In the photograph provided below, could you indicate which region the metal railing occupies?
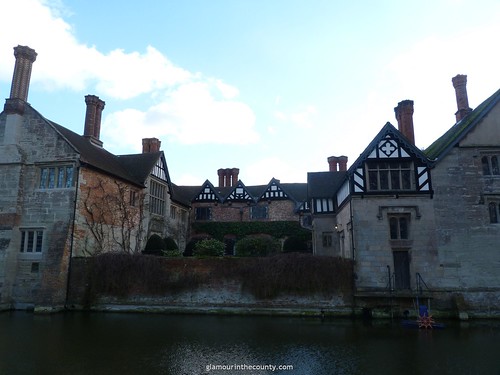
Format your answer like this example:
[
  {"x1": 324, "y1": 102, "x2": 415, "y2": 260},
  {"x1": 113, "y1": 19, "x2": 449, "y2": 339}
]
[
  {"x1": 386, "y1": 265, "x2": 395, "y2": 293},
  {"x1": 415, "y1": 272, "x2": 430, "y2": 295}
]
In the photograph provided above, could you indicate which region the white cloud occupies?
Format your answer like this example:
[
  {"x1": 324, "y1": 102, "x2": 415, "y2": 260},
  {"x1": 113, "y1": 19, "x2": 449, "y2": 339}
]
[
  {"x1": 385, "y1": 20, "x2": 500, "y2": 148},
  {"x1": 0, "y1": 1, "x2": 191, "y2": 96},
  {"x1": 0, "y1": 0, "x2": 258, "y2": 151},
  {"x1": 244, "y1": 157, "x2": 307, "y2": 185},
  {"x1": 273, "y1": 105, "x2": 317, "y2": 129},
  {"x1": 102, "y1": 81, "x2": 258, "y2": 151}
]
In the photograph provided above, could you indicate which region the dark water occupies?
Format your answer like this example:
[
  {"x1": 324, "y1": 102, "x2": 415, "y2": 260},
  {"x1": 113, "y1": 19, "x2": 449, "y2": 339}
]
[{"x1": 0, "y1": 311, "x2": 499, "y2": 375}]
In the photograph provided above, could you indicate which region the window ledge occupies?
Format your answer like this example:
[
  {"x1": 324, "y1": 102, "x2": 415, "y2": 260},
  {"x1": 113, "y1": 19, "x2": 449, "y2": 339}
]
[{"x1": 389, "y1": 239, "x2": 413, "y2": 248}]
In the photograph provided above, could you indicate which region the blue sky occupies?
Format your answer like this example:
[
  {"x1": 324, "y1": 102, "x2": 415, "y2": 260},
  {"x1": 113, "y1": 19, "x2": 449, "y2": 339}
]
[{"x1": 1, "y1": 0, "x2": 499, "y2": 185}]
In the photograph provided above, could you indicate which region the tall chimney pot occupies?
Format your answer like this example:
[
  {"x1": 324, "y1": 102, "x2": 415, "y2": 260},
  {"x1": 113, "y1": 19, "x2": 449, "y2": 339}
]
[
  {"x1": 394, "y1": 100, "x2": 415, "y2": 144},
  {"x1": 327, "y1": 156, "x2": 348, "y2": 172},
  {"x1": 142, "y1": 138, "x2": 162, "y2": 153},
  {"x1": 338, "y1": 156, "x2": 348, "y2": 171},
  {"x1": 4, "y1": 45, "x2": 37, "y2": 114},
  {"x1": 84, "y1": 95, "x2": 105, "y2": 147},
  {"x1": 452, "y1": 74, "x2": 472, "y2": 122},
  {"x1": 328, "y1": 156, "x2": 339, "y2": 172},
  {"x1": 217, "y1": 168, "x2": 240, "y2": 187}
]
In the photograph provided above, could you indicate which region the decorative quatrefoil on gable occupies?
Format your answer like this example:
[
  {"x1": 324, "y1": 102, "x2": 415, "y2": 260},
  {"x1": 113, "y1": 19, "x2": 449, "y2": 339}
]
[
  {"x1": 368, "y1": 135, "x2": 410, "y2": 159},
  {"x1": 379, "y1": 139, "x2": 398, "y2": 157}
]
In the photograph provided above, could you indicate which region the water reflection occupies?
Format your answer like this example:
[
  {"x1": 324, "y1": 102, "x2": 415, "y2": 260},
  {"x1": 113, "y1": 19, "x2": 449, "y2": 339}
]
[{"x1": 0, "y1": 312, "x2": 499, "y2": 374}]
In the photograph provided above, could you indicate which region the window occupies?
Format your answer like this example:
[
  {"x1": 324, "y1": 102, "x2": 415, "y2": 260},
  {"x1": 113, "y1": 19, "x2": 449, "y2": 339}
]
[
  {"x1": 129, "y1": 190, "x2": 137, "y2": 206},
  {"x1": 170, "y1": 205, "x2": 177, "y2": 219},
  {"x1": 489, "y1": 202, "x2": 499, "y2": 224},
  {"x1": 367, "y1": 161, "x2": 413, "y2": 191},
  {"x1": 20, "y1": 229, "x2": 43, "y2": 253},
  {"x1": 389, "y1": 216, "x2": 410, "y2": 239},
  {"x1": 322, "y1": 232, "x2": 333, "y2": 247},
  {"x1": 39, "y1": 166, "x2": 74, "y2": 189},
  {"x1": 250, "y1": 206, "x2": 268, "y2": 219},
  {"x1": 150, "y1": 180, "x2": 166, "y2": 215},
  {"x1": 482, "y1": 155, "x2": 500, "y2": 176},
  {"x1": 315, "y1": 198, "x2": 334, "y2": 213},
  {"x1": 195, "y1": 207, "x2": 211, "y2": 221},
  {"x1": 152, "y1": 158, "x2": 168, "y2": 181}
]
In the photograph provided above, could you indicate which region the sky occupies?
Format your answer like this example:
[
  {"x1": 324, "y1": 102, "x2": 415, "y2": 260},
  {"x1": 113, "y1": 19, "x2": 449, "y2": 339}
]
[{"x1": 1, "y1": 0, "x2": 499, "y2": 186}]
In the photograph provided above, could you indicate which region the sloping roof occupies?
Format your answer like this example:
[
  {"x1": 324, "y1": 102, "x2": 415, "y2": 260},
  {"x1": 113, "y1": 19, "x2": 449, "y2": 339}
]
[
  {"x1": 424, "y1": 88, "x2": 500, "y2": 161},
  {"x1": 347, "y1": 122, "x2": 431, "y2": 173},
  {"x1": 175, "y1": 179, "x2": 308, "y2": 207},
  {"x1": 117, "y1": 152, "x2": 163, "y2": 184},
  {"x1": 47, "y1": 121, "x2": 147, "y2": 186},
  {"x1": 280, "y1": 183, "x2": 308, "y2": 202},
  {"x1": 307, "y1": 171, "x2": 347, "y2": 198},
  {"x1": 170, "y1": 183, "x2": 199, "y2": 206},
  {"x1": 26, "y1": 104, "x2": 155, "y2": 187}
]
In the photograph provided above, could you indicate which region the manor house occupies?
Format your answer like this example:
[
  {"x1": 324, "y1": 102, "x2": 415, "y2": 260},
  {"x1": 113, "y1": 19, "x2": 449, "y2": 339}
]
[{"x1": 1, "y1": 45, "x2": 499, "y2": 313}]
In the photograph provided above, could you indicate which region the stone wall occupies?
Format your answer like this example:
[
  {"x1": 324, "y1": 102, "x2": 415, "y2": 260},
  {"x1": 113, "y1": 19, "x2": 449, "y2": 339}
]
[
  {"x1": 0, "y1": 107, "x2": 78, "y2": 309},
  {"x1": 432, "y1": 146, "x2": 500, "y2": 290}
]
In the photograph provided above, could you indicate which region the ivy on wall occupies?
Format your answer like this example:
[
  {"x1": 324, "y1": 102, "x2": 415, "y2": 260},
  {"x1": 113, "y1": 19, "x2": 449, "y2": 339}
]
[{"x1": 192, "y1": 221, "x2": 311, "y2": 241}]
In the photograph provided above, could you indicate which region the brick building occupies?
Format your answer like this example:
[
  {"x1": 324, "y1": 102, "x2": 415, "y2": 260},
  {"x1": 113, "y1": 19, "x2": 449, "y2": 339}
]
[{"x1": 176, "y1": 169, "x2": 310, "y2": 254}]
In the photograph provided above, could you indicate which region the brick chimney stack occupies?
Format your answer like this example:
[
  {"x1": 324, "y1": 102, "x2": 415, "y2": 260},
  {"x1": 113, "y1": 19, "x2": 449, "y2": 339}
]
[
  {"x1": 217, "y1": 168, "x2": 240, "y2": 187},
  {"x1": 83, "y1": 95, "x2": 105, "y2": 147},
  {"x1": 142, "y1": 138, "x2": 161, "y2": 153},
  {"x1": 4, "y1": 45, "x2": 37, "y2": 115},
  {"x1": 338, "y1": 156, "x2": 348, "y2": 171},
  {"x1": 394, "y1": 100, "x2": 415, "y2": 144},
  {"x1": 452, "y1": 74, "x2": 472, "y2": 122},
  {"x1": 328, "y1": 156, "x2": 348, "y2": 172}
]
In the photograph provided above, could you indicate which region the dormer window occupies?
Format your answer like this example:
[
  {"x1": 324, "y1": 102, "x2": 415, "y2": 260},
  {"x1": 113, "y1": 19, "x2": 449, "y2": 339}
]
[{"x1": 367, "y1": 161, "x2": 413, "y2": 191}]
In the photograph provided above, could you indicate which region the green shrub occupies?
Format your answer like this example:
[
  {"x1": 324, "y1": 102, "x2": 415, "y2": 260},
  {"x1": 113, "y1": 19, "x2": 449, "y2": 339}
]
[
  {"x1": 193, "y1": 238, "x2": 225, "y2": 257},
  {"x1": 184, "y1": 236, "x2": 211, "y2": 257},
  {"x1": 235, "y1": 235, "x2": 280, "y2": 257},
  {"x1": 283, "y1": 236, "x2": 311, "y2": 253},
  {"x1": 143, "y1": 234, "x2": 165, "y2": 256}
]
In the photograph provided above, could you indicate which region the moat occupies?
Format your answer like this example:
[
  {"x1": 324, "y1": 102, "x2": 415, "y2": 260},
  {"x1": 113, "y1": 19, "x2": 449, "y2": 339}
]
[{"x1": 1, "y1": 311, "x2": 499, "y2": 374}]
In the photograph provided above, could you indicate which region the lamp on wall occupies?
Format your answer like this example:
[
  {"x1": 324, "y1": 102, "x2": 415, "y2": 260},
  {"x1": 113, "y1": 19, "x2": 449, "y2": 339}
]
[{"x1": 335, "y1": 224, "x2": 342, "y2": 232}]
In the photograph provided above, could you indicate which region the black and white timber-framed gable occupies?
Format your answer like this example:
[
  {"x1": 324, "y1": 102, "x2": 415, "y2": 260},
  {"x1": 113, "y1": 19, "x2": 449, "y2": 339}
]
[
  {"x1": 193, "y1": 180, "x2": 223, "y2": 203},
  {"x1": 151, "y1": 153, "x2": 169, "y2": 182},
  {"x1": 224, "y1": 181, "x2": 255, "y2": 203},
  {"x1": 347, "y1": 122, "x2": 433, "y2": 198},
  {"x1": 259, "y1": 178, "x2": 289, "y2": 201}
]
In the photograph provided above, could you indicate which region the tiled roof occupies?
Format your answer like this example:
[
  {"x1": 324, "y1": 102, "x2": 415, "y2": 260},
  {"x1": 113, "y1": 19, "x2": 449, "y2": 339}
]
[
  {"x1": 170, "y1": 183, "x2": 200, "y2": 206},
  {"x1": 175, "y1": 179, "x2": 308, "y2": 207},
  {"x1": 307, "y1": 171, "x2": 346, "y2": 198},
  {"x1": 27, "y1": 105, "x2": 154, "y2": 187},
  {"x1": 117, "y1": 152, "x2": 163, "y2": 184},
  {"x1": 424, "y1": 88, "x2": 500, "y2": 161}
]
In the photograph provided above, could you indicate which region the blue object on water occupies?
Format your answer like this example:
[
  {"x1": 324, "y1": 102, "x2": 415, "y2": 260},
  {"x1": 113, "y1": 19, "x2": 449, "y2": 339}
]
[{"x1": 419, "y1": 305, "x2": 429, "y2": 317}]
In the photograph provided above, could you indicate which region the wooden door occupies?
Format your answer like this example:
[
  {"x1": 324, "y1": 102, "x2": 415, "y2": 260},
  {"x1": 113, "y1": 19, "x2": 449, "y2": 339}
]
[{"x1": 393, "y1": 251, "x2": 410, "y2": 290}]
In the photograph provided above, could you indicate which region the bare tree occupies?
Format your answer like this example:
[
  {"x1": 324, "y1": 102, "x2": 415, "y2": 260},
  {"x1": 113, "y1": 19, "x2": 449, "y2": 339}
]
[{"x1": 79, "y1": 176, "x2": 146, "y2": 256}]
